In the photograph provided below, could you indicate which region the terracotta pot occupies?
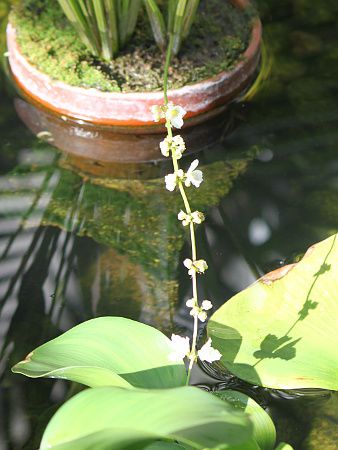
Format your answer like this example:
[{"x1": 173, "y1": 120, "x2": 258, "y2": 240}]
[
  {"x1": 14, "y1": 98, "x2": 235, "y2": 163},
  {"x1": 7, "y1": 0, "x2": 262, "y2": 132}
]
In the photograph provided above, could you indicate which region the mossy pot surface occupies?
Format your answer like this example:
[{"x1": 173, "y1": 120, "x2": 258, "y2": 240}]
[{"x1": 7, "y1": 0, "x2": 262, "y2": 132}]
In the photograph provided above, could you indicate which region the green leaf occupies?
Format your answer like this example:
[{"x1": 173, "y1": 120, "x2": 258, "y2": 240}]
[
  {"x1": 145, "y1": 443, "x2": 186, "y2": 449},
  {"x1": 274, "y1": 444, "x2": 294, "y2": 450},
  {"x1": 214, "y1": 390, "x2": 276, "y2": 450},
  {"x1": 208, "y1": 234, "x2": 338, "y2": 390},
  {"x1": 40, "y1": 386, "x2": 253, "y2": 449},
  {"x1": 144, "y1": 0, "x2": 167, "y2": 50},
  {"x1": 12, "y1": 317, "x2": 187, "y2": 388}
]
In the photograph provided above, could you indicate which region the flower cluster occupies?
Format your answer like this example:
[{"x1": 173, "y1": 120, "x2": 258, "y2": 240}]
[
  {"x1": 186, "y1": 299, "x2": 212, "y2": 322},
  {"x1": 152, "y1": 101, "x2": 221, "y2": 375},
  {"x1": 178, "y1": 210, "x2": 205, "y2": 226},
  {"x1": 183, "y1": 258, "x2": 208, "y2": 277},
  {"x1": 160, "y1": 135, "x2": 186, "y2": 159},
  {"x1": 151, "y1": 103, "x2": 186, "y2": 129},
  {"x1": 165, "y1": 159, "x2": 203, "y2": 191},
  {"x1": 169, "y1": 334, "x2": 221, "y2": 364}
]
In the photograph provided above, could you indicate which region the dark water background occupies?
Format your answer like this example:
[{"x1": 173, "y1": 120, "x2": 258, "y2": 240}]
[{"x1": 0, "y1": 0, "x2": 338, "y2": 448}]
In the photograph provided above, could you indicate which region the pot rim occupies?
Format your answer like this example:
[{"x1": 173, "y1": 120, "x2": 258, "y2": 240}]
[{"x1": 7, "y1": 0, "x2": 262, "y2": 128}]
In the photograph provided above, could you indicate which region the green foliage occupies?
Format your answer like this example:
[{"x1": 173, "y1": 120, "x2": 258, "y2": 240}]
[
  {"x1": 144, "y1": 0, "x2": 200, "y2": 56},
  {"x1": 214, "y1": 390, "x2": 276, "y2": 450},
  {"x1": 57, "y1": 0, "x2": 142, "y2": 60},
  {"x1": 39, "y1": 386, "x2": 253, "y2": 449},
  {"x1": 11, "y1": 0, "x2": 250, "y2": 92},
  {"x1": 12, "y1": 317, "x2": 187, "y2": 388},
  {"x1": 208, "y1": 234, "x2": 338, "y2": 390},
  {"x1": 57, "y1": 0, "x2": 202, "y2": 59}
]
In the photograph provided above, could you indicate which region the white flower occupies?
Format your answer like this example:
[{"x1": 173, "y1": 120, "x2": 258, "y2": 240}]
[
  {"x1": 166, "y1": 103, "x2": 186, "y2": 129},
  {"x1": 171, "y1": 135, "x2": 186, "y2": 159},
  {"x1": 191, "y1": 211, "x2": 205, "y2": 224},
  {"x1": 183, "y1": 258, "x2": 194, "y2": 276},
  {"x1": 165, "y1": 169, "x2": 184, "y2": 191},
  {"x1": 186, "y1": 298, "x2": 213, "y2": 322},
  {"x1": 151, "y1": 105, "x2": 165, "y2": 122},
  {"x1": 168, "y1": 334, "x2": 190, "y2": 362},
  {"x1": 184, "y1": 160, "x2": 203, "y2": 188},
  {"x1": 178, "y1": 210, "x2": 205, "y2": 226},
  {"x1": 159, "y1": 137, "x2": 171, "y2": 157},
  {"x1": 178, "y1": 210, "x2": 192, "y2": 226},
  {"x1": 198, "y1": 338, "x2": 221, "y2": 363},
  {"x1": 159, "y1": 135, "x2": 186, "y2": 159},
  {"x1": 183, "y1": 258, "x2": 208, "y2": 276},
  {"x1": 201, "y1": 300, "x2": 213, "y2": 311}
]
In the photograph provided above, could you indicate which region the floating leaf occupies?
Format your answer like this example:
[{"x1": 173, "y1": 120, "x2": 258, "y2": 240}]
[
  {"x1": 208, "y1": 234, "x2": 338, "y2": 390},
  {"x1": 12, "y1": 317, "x2": 186, "y2": 388},
  {"x1": 214, "y1": 390, "x2": 276, "y2": 450},
  {"x1": 40, "y1": 386, "x2": 253, "y2": 449}
]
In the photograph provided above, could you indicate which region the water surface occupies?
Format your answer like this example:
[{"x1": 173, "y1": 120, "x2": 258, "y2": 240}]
[{"x1": 0, "y1": 0, "x2": 338, "y2": 449}]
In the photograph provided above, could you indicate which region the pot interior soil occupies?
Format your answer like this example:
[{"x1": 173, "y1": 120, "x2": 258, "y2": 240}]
[{"x1": 10, "y1": 0, "x2": 255, "y2": 93}]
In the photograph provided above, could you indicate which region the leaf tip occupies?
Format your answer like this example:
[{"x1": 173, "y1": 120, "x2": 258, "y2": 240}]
[{"x1": 11, "y1": 352, "x2": 33, "y2": 373}]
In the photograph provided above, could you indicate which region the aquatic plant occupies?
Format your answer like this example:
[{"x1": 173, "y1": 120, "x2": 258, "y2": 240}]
[
  {"x1": 208, "y1": 233, "x2": 338, "y2": 391},
  {"x1": 57, "y1": 0, "x2": 142, "y2": 60},
  {"x1": 144, "y1": 0, "x2": 200, "y2": 56},
  {"x1": 57, "y1": 0, "x2": 200, "y2": 60},
  {"x1": 9, "y1": 9, "x2": 338, "y2": 450}
]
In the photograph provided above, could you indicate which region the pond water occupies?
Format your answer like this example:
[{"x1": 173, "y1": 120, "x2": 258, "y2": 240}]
[{"x1": 0, "y1": 0, "x2": 338, "y2": 449}]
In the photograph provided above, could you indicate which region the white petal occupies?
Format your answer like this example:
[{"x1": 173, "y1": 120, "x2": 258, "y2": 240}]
[
  {"x1": 177, "y1": 105, "x2": 187, "y2": 116},
  {"x1": 178, "y1": 210, "x2": 186, "y2": 220},
  {"x1": 171, "y1": 116, "x2": 184, "y2": 129},
  {"x1": 188, "y1": 159, "x2": 199, "y2": 173},
  {"x1": 159, "y1": 139, "x2": 170, "y2": 157},
  {"x1": 202, "y1": 300, "x2": 213, "y2": 311},
  {"x1": 190, "y1": 170, "x2": 203, "y2": 188},
  {"x1": 169, "y1": 334, "x2": 190, "y2": 361},
  {"x1": 176, "y1": 169, "x2": 184, "y2": 179},
  {"x1": 186, "y1": 298, "x2": 194, "y2": 308},
  {"x1": 165, "y1": 173, "x2": 176, "y2": 191},
  {"x1": 183, "y1": 258, "x2": 192, "y2": 269},
  {"x1": 198, "y1": 338, "x2": 222, "y2": 363},
  {"x1": 198, "y1": 311, "x2": 207, "y2": 322},
  {"x1": 188, "y1": 268, "x2": 195, "y2": 277}
]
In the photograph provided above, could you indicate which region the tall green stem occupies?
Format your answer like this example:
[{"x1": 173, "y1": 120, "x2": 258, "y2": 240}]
[
  {"x1": 163, "y1": 33, "x2": 174, "y2": 105},
  {"x1": 163, "y1": 34, "x2": 200, "y2": 385}
]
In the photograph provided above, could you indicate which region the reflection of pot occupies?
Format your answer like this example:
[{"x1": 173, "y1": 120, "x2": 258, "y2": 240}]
[
  {"x1": 7, "y1": 0, "x2": 261, "y2": 131},
  {"x1": 14, "y1": 98, "x2": 234, "y2": 163}
]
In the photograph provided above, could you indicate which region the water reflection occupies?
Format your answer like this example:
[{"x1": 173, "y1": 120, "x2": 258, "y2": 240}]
[
  {"x1": 14, "y1": 97, "x2": 235, "y2": 163},
  {"x1": 0, "y1": 105, "x2": 257, "y2": 448}
]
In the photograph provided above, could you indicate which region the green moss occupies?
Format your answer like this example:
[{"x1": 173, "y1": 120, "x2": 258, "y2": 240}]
[{"x1": 10, "y1": 0, "x2": 253, "y2": 93}]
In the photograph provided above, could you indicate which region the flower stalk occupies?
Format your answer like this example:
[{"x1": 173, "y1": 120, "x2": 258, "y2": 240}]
[{"x1": 153, "y1": 34, "x2": 221, "y2": 384}]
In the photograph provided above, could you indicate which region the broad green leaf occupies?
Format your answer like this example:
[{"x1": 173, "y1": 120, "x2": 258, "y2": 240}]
[
  {"x1": 214, "y1": 390, "x2": 276, "y2": 450},
  {"x1": 208, "y1": 234, "x2": 338, "y2": 390},
  {"x1": 40, "y1": 386, "x2": 253, "y2": 450},
  {"x1": 145, "y1": 443, "x2": 186, "y2": 449},
  {"x1": 274, "y1": 444, "x2": 294, "y2": 450},
  {"x1": 12, "y1": 317, "x2": 186, "y2": 388}
]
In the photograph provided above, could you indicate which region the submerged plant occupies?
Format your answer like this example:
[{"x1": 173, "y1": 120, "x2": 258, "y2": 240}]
[{"x1": 57, "y1": 0, "x2": 142, "y2": 60}]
